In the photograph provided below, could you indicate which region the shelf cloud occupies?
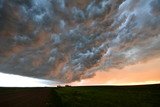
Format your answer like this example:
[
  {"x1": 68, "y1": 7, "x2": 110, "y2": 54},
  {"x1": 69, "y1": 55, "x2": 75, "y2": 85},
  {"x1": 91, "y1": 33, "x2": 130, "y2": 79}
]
[{"x1": 0, "y1": 0, "x2": 160, "y2": 83}]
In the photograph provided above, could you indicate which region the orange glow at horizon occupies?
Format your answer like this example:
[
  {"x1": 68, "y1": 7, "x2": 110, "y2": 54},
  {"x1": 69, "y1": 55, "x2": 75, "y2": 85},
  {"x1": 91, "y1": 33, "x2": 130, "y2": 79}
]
[{"x1": 70, "y1": 58, "x2": 160, "y2": 86}]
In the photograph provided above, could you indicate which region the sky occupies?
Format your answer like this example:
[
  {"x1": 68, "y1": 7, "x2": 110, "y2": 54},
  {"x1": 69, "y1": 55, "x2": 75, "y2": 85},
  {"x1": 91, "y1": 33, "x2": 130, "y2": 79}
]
[
  {"x1": 0, "y1": 0, "x2": 160, "y2": 87},
  {"x1": 70, "y1": 58, "x2": 160, "y2": 86},
  {"x1": 0, "y1": 72, "x2": 55, "y2": 87},
  {"x1": 0, "y1": 57, "x2": 159, "y2": 87}
]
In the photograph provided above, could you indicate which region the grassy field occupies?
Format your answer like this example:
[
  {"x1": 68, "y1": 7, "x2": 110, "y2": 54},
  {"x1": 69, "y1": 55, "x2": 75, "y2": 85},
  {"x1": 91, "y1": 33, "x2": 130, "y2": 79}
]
[
  {"x1": 0, "y1": 84, "x2": 160, "y2": 107},
  {"x1": 55, "y1": 84, "x2": 160, "y2": 107}
]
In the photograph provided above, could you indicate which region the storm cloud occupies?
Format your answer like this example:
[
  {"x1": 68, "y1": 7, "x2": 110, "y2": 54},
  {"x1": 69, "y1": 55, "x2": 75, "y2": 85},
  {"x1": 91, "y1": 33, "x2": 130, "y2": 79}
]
[{"x1": 0, "y1": 0, "x2": 160, "y2": 83}]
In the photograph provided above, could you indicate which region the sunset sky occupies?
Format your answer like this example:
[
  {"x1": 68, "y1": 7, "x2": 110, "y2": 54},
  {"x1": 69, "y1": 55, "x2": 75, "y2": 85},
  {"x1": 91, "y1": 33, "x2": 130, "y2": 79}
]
[
  {"x1": 1, "y1": 57, "x2": 159, "y2": 87},
  {"x1": 0, "y1": 57, "x2": 159, "y2": 87},
  {"x1": 70, "y1": 58, "x2": 160, "y2": 86},
  {"x1": 0, "y1": 0, "x2": 160, "y2": 87}
]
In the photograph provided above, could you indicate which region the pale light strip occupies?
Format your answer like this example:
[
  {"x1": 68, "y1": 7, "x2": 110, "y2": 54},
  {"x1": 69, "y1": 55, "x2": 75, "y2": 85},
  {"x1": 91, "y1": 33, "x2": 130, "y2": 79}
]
[
  {"x1": 104, "y1": 81, "x2": 160, "y2": 86},
  {"x1": 0, "y1": 72, "x2": 57, "y2": 87},
  {"x1": 69, "y1": 80, "x2": 160, "y2": 86}
]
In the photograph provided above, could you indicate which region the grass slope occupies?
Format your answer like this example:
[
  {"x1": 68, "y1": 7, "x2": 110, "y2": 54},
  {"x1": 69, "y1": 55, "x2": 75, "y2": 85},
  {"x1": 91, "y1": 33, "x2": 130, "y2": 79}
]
[{"x1": 55, "y1": 84, "x2": 160, "y2": 107}]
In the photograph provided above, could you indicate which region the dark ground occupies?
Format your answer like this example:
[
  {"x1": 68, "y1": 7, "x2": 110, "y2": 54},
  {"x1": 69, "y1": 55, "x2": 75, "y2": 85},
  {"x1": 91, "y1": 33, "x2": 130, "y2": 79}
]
[
  {"x1": 0, "y1": 88, "x2": 62, "y2": 107},
  {"x1": 0, "y1": 84, "x2": 160, "y2": 107}
]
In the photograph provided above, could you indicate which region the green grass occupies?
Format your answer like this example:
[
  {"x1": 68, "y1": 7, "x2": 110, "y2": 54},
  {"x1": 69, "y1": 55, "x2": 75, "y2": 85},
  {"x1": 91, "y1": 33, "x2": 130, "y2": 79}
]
[{"x1": 54, "y1": 84, "x2": 160, "y2": 107}]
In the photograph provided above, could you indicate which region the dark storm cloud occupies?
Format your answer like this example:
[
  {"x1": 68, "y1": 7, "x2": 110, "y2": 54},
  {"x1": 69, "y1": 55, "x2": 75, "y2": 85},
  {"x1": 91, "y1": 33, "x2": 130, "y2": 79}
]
[
  {"x1": 0, "y1": 0, "x2": 3, "y2": 9},
  {"x1": 0, "y1": 0, "x2": 160, "y2": 83},
  {"x1": 150, "y1": 0, "x2": 160, "y2": 16}
]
